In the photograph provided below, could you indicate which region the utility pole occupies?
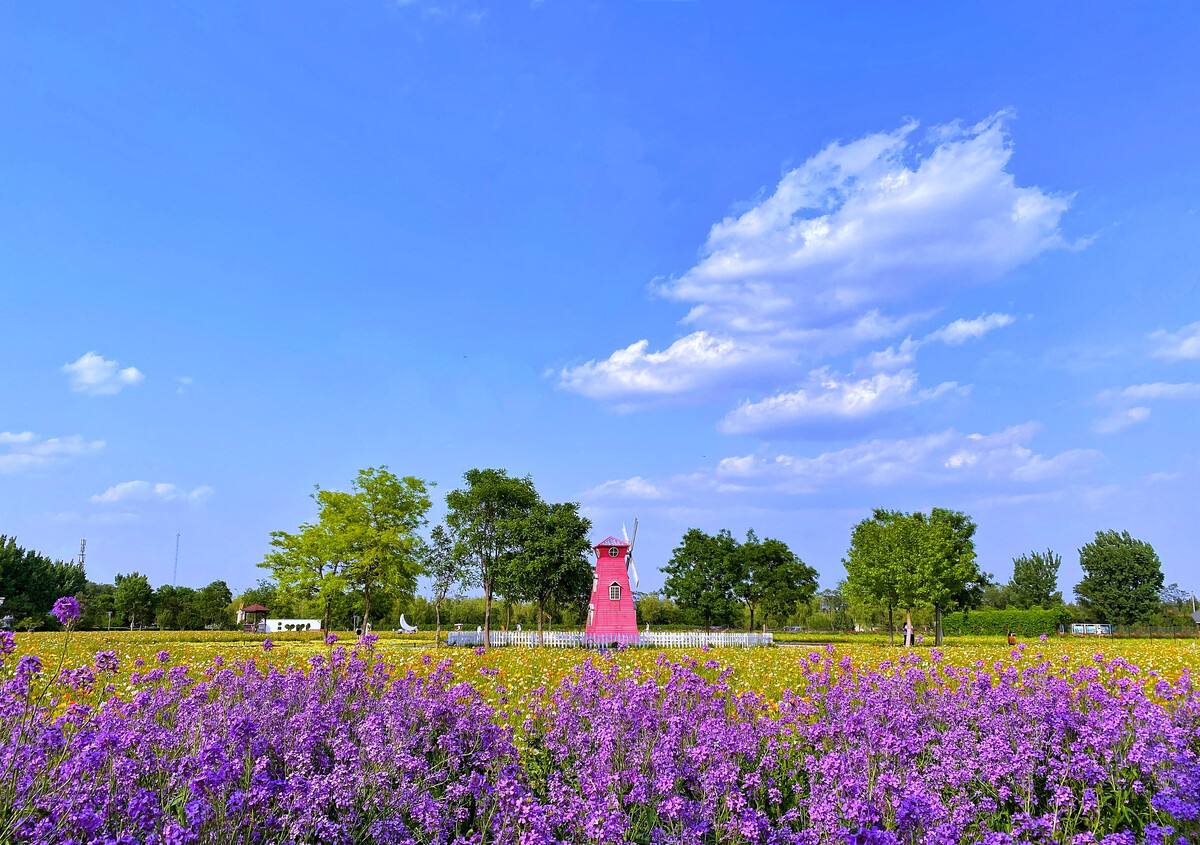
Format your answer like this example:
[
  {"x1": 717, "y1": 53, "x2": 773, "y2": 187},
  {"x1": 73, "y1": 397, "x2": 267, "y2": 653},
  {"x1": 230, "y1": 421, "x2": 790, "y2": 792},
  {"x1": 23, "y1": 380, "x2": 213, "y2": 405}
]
[
  {"x1": 79, "y1": 538, "x2": 86, "y2": 570},
  {"x1": 173, "y1": 533, "x2": 181, "y2": 587}
]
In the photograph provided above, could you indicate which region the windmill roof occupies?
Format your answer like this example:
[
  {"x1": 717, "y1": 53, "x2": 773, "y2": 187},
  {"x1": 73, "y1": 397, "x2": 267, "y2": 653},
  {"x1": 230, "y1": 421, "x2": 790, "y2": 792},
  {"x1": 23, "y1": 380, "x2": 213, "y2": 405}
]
[{"x1": 595, "y1": 535, "x2": 628, "y2": 548}]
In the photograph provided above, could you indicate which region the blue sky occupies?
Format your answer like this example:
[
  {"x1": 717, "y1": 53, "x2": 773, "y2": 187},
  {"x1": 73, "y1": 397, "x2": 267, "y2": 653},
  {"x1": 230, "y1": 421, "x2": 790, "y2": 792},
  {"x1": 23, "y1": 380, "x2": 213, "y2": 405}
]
[{"x1": 2, "y1": 3, "x2": 1198, "y2": 597}]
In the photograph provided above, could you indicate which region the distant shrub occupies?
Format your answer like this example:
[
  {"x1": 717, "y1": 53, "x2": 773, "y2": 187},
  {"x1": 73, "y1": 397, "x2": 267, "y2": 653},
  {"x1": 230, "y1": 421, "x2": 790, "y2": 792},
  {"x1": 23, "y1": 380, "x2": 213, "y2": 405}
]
[{"x1": 942, "y1": 607, "x2": 1070, "y2": 636}]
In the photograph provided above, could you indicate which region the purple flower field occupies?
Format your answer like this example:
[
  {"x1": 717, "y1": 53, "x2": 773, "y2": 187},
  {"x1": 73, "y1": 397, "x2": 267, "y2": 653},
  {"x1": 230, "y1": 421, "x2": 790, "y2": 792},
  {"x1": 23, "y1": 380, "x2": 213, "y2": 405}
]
[{"x1": 1, "y1": 628, "x2": 1198, "y2": 844}]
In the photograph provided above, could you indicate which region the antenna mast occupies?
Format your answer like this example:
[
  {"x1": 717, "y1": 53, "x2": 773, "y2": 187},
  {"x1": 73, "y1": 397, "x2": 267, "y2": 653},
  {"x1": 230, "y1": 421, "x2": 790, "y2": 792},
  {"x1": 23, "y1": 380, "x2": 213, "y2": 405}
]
[
  {"x1": 78, "y1": 538, "x2": 86, "y2": 570},
  {"x1": 173, "y1": 533, "x2": 181, "y2": 586}
]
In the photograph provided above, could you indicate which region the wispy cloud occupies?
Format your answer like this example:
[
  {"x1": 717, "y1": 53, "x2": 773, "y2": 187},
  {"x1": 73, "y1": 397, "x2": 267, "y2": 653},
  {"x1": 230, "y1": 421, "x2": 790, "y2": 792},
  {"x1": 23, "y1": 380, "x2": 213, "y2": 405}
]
[
  {"x1": 557, "y1": 332, "x2": 791, "y2": 406},
  {"x1": 91, "y1": 481, "x2": 213, "y2": 504},
  {"x1": 1092, "y1": 382, "x2": 1199, "y2": 434},
  {"x1": 1093, "y1": 406, "x2": 1151, "y2": 434},
  {"x1": 560, "y1": 112, "x2": 1060, "y2": 409},
  {"x1": 662, "y1": 112, "x2": 1069, "y2": 334},
  {"x1": 0, "y1": 431, "x2": 105, "y2": 473},
  {"x1": 719, "y1": 369, "x2": 963, "y2": 435},
  {"x1": 583, "y1": 476, "x2": 667, "y2": 501},
  {"x1": 1099, "y1": 382, "x2": 1200, "y2": 402},
  {"x1": 713, "y1": 423, "x2": 1097, "y2": 492},
  {"x1": 593, "y1": 423, "x2": 1098, "y2": 501},
  {"x1": 862, "y1": 312, "x2": 1016, "y2": 370},
  {"x1": 62, "y1": 352, "x2": 144, "y2": 396},
  {"x1": 1149, "y1": 320, "x2": 1200, "y2": 361},
  {"x1": 924, "y1": 313, "x2": 1016, "y2": 346}
]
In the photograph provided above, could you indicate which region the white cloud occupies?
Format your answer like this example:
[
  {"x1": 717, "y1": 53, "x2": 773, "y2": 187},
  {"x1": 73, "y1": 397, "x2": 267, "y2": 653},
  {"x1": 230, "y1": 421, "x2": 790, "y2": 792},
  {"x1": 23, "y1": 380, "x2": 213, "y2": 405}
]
[
  {"x1": 560, "y1": 114, "x2": 1065, "y2": 407},
  {"x1": 863, "y1": 337, "x2": 920, "y2": 371},
  {"x1": 1093, "y1": 382, "x2": 1200, "y2": 433},
  {"x1": 719, "y1": 368, "x2": 962, "y2": 435},
  {"x1": 924, "y1": 312, "x2": 1015, "y2": 345},
  {"x1": 663, "y1": 113, "x2": 1069, "y2": 333},
  {"x1": 1094, "y1": 406, "x2": 1151, "y2": 434},
  {"x1": 0, "y1": 432, "x2": 105, "y2": 473},
  {"x1": 62, "y1": 352, "x2": 145, "y2": 396},
  {"x1": 1100, "y1": 382, "x2": 1200, "y2": 402},
  {"x1": 863, "y1": 311, "x2": 1015, "y2": 370},
  {"x1": 1149, "y1": 321, "x2": 1200, "y2": 361},
  {"x1": 91, "y1": 480, "x2": 213, "y2": 504},
  {"x1": 557, "y1": 331, "x2": 790, "y2": 404},
  {"x1": 713, "y1": 423, "x2": 1097, "y2": 493},
  {"x1": 583, "y1": 476, "x2": 667, "y2": 501}
]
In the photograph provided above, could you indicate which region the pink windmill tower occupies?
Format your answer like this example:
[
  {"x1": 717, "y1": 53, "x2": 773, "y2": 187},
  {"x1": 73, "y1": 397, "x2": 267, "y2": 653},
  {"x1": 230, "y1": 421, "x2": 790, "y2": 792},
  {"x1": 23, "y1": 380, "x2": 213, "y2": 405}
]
[{"x1": 584, "y1": 519, "x2": 640, "y2": 645}]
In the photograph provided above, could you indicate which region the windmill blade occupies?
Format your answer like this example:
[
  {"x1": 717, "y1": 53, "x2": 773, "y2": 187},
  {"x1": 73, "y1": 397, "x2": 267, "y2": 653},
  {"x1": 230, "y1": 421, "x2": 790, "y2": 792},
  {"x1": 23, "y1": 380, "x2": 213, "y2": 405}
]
[
  {"x1": 629, "y1": 517, "x2": 638, "y2": 554},
  {"x1": 627, "y1": 555, "x2": 639, "y2": 590},
  {"x1": 622, "y1": 522, "x2": 629, "y2": 545}
]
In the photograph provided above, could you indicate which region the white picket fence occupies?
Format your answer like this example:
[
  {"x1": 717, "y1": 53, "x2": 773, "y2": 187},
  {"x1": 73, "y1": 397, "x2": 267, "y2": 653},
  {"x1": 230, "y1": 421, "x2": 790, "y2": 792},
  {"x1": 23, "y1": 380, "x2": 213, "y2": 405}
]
[{"x1": 444, "y1": 630, "x2": 773, "y2": 648}]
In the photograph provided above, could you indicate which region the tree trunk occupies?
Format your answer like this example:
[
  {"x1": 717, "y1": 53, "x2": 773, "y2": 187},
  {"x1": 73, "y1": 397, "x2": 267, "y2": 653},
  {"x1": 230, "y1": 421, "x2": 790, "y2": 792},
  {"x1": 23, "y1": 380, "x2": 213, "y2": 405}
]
[
  {"x1": 748, "y1": 605, "x2": 755, "y2": 632},
  {"x1": 482, "y1": 583, "x2": 492, "y2": 649},
  {"x1": 435, "y1": 602, "x2": 442, "y2": 648},
  {"x1": 537, "y1": 600, "x2": 544, "y2": 646},
  {"x1": 934, "y1": 605, "x2": 943, "y2": 646},
  {"x1": 322, "y1": 597, "x2": 332, "y2": 634},
  {"x1": 888, "y1": 605, "x2": 894, "y2": 647}
]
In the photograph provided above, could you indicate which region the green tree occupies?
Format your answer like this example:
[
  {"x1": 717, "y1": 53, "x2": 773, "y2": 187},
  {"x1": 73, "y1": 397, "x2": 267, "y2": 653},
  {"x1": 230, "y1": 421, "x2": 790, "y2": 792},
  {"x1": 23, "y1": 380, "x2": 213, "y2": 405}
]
[
  {"x1": 1008, "y1": 549, "x2": 1062, "y2": 609},
  {"x1": 914, "y1": 508, "x2": 984, "y2": 646},
  {"x1": 155, "y1": 585, "x2": 199, "y2": 629},
  {"x1": 662, "y1": 528, "x2": 740, "y2": 630},
  {"x1": 634, "y1": 592, "x2": 681, "y2": 627},
  {"x1": 1075, "y1": 530, "x2": 1164, "y2": 626},
  {"x1": 328, "y1": 467, "x2": 432, "y2": 631},
  {"x1": 734, "y1": 530, "x2": 817, "y2": 630},
  {"x1": 233, "y1": 580, "x2": 296, "y2": 619},
  {"x1": 261, "y1": 517, "x2": 347, "y2": 632},
  {"x1": 844, "y1": 509, "x2": 920, "y2": 646},
  {"x1": 506, "y1": 500, "x2": 593, "y2": 644},
  {"x1": 0, "y1": 535, "x2": 86, "y2": 627},
  {"x1": 113, "y1": 572, "x2": 155, "y2": 629},
  {"x1": 78, "y1": 581, "x2": 116, "y2": 630},
  {"x1": 445, "y1": 468, "x2": 539, "y2": 648},
  {"x1": 195, "y1": 580, "x2": 234, "y2": 629},
  {"x1": 425, "y1": 524, "x2": 469, "y2": 646}
]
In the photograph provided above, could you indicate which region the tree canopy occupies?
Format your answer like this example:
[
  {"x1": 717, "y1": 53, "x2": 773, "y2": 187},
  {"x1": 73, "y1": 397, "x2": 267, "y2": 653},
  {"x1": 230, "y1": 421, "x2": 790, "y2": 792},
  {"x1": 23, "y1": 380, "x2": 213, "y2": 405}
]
[
  {"x1": 1008, "y1": 549, "x2": 1062, "y2": 609},
  {"x1": 662, "y1": 528, "x2": 741, "y2": 630},
  {"x1": 445, "y1": 468, "x2": 540, "y2": 647},
  {"x1": 503, "y1": 500, "x2": 593, "y2": 643},
  {"x1": 1075, "y1": 530, "x2": 1164, "y2": 626},
  {"x1": 844, "y1": 508, "x2": 984, "y2": 645}
]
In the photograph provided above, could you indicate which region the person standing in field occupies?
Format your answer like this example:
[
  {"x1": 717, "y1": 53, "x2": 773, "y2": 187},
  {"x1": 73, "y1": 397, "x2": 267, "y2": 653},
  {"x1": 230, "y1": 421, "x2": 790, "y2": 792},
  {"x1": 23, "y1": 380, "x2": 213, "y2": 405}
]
[
  {"x1": 1007, "y1": 630, "x2": 1017, "y2": 646},
  {"x1": 903, "y1": 614, "x2": 914, "y2": 647}
]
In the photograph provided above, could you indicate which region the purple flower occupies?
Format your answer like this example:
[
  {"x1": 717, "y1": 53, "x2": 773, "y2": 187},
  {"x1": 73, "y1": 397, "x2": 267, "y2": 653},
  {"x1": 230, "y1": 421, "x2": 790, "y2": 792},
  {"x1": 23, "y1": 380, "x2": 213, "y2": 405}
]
[
  {"x1": 0, "y1": 630, "x2": 14, "y2": 654},
  {"x1": 155, "y1": 649, "x2": 170, "y2": 663},
  {"x1": 261, "y1": 638, "x2": 275, "y2": 652},
  {"x1": 324, "y1": 633, "x2": 338, "y2": 645},
  {"x1": 52, "y1": 595, "x2": 81, "y2": 626},
  {"x1": 94, "y1": 650, "x2": 120, "y2": 672}
]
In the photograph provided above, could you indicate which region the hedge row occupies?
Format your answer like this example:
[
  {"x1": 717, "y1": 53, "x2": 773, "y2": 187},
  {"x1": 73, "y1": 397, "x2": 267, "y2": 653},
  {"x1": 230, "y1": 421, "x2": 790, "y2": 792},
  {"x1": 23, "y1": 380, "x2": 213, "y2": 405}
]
[{"x1": 941, "y1": 607, "x2": 1071, "y2": 636}]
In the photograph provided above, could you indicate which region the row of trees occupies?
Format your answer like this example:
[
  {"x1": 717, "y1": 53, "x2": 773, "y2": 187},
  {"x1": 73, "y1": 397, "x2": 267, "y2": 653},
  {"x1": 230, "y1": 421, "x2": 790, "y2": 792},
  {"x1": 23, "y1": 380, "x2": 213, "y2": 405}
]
[
  {"x1": 660, "y1": 529, "x2": 818, "y2": 630},
  {"x1": 844, "y1": 508, "x2": 984, "y2": 645},
  {"x1": 844, "y1": 507, "x2": 1178, "y2": 641},
  {"x1": 0, "y1": 533, "x2": 236, "y2": 631},
  {"x1": 77, "y1": 575, "x2": 234, "y2": 631},
  {"x1": 261, "y1": 467, "x2": 594, "y2": 646},
  {"x1": 0, "y1": 535, "x2": 86, "y2": 629}
]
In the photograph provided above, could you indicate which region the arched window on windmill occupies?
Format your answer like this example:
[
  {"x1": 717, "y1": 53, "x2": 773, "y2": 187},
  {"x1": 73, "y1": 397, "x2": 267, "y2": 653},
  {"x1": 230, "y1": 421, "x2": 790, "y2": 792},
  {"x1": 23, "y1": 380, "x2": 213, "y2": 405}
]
[{"x1": 609, "y1": 582, "x2": 621, "y2": 601}]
